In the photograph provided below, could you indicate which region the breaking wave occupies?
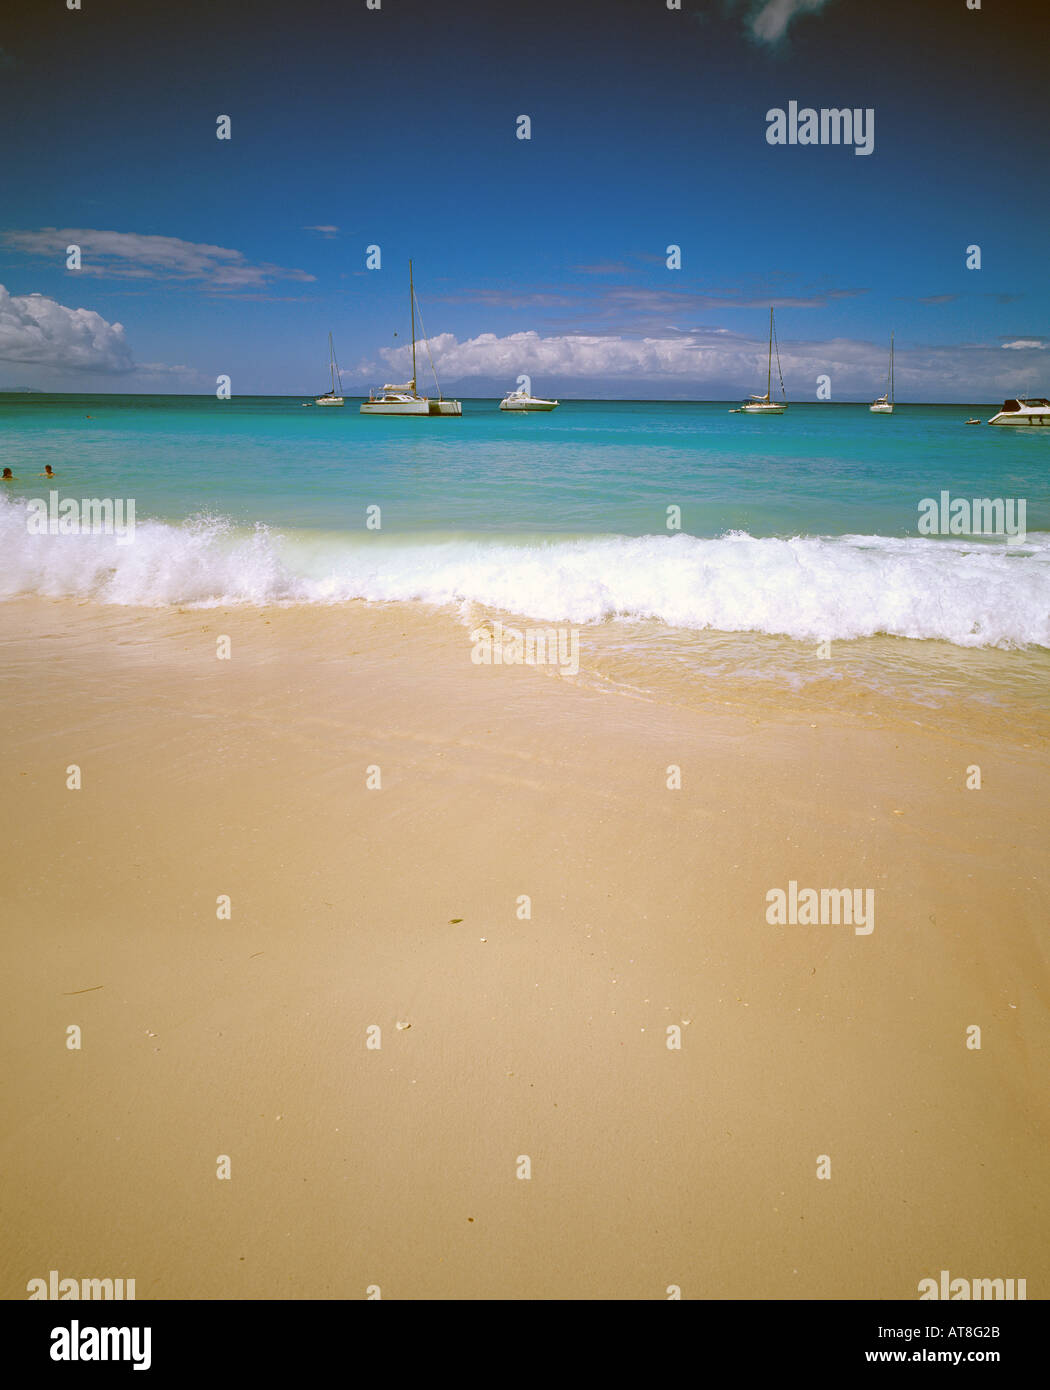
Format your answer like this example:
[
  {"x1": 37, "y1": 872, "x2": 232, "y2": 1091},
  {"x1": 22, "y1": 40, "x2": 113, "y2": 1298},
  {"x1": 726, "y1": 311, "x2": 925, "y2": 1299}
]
[{"x1": 2, "y1": 497, "x2": 1047, "y2": 649}]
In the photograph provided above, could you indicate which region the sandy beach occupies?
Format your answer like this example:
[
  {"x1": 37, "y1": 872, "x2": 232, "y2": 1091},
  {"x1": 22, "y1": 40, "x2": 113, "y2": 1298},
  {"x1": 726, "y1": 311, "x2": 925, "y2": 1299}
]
[{"x1": 1, "y1": 594, "x2": 1046, "y2": 1300}]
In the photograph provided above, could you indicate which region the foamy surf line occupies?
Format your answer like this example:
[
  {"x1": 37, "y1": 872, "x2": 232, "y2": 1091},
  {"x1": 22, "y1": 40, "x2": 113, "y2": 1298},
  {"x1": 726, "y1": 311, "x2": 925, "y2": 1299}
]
[{"x1": 1, "y1": 499, "x2": 1048, "y2": 649}]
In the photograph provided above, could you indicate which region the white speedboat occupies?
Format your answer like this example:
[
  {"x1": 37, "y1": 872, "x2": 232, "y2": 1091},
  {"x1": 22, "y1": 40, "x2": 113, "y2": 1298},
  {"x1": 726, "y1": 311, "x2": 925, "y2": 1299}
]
[
  {"x1": 315, "y1": 332, "x2": 345, "y2": 406},
  {"x1": 870, "y1": 332, "x2": 894, "y2": 413},
  {"x1": 987, "y1": 396, "x2": 1050, "y2": 426},
  {"x1": 734, "y1": 307, "x2": 787, "y2": 414},
  {"x1": 361, "y1": 262, "x2": 461, "y2": 416},
  {"x1": 499, "y1": 388, "x2": 558, "y2": 412}
]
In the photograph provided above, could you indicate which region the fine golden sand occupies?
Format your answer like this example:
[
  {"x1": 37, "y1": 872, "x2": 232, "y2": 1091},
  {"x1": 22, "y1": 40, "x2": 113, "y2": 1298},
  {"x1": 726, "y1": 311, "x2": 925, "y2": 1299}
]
[{"x1": 1, "y1": 596, "x2": 1047, "y2": 1299}]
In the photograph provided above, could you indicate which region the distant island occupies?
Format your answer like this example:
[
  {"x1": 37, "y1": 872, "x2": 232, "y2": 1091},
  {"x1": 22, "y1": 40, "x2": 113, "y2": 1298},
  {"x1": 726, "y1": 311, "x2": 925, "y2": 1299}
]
[{"x1": 0, "y1": 386, "x2": 43, "y2": 393}]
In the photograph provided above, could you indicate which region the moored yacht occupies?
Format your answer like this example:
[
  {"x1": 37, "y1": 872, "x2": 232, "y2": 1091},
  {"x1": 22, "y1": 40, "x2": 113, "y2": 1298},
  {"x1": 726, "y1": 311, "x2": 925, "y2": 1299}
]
[
  {"x1": 499, "y1": 387, "x2": 558, "y2": 412},
  {"x1": 987, "y1": 396, "x2": 1050, "y2": 426},
  {"x1": 361, "y1": 386, "x2": 461, "y2": 416},
  {"x1": 315, "y1": 333, "x2": 345, "y2": 406},
  {"x1": 360, "y1": 261, "x2": 461, "y2": 416},
  {"x1": 870, "y1": 332, "x2": 894, "y2": 413},
  {"x1": 732, "y1": 307, "x2": 787, "y2": 414},
  {"x1": 361, "y1": 384, "x2": 430, "y2": 415}
]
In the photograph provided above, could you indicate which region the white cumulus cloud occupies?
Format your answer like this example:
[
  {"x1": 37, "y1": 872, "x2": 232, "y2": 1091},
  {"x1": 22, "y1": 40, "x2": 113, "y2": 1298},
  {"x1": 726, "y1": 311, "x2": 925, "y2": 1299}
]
[
  {"x1": 380, "y1": 330, "x2": 721, "y2": 381},
  {"x1": 366, "y1": 327, "x2": 1050, "y2": 402},
  {"x1": 0, "y1": 284, "x2": 134, "y2": 373}
]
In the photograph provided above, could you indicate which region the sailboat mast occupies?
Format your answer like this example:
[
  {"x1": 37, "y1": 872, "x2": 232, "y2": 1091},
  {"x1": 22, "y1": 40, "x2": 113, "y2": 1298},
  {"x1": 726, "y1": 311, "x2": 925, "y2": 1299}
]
[
  {"x1": 767, "y1": 307, "x2": 773, "y2": 398},
  {"x1": 890, "y1": 331, "x2": 894, "y2": 404},
  {"x1": 329, "y1": 332, "x2": 336, "y2": 394},
  {"x1": 409, "y1": 259, "x2": 417, "y2": 392}
]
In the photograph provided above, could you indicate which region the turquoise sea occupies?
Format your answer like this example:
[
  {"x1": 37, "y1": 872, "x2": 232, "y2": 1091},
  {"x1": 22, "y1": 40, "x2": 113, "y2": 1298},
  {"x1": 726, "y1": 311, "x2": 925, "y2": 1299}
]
[{"x1": 2, "y1": 393, "x2": 1048, "y2": 716}]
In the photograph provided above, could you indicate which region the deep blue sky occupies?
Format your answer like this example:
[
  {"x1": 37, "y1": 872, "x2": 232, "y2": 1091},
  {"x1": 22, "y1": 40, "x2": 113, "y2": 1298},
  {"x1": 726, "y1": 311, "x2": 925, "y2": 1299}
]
[{"x1": 0, "y1": 0, "x2": 1046, "y2": 399}]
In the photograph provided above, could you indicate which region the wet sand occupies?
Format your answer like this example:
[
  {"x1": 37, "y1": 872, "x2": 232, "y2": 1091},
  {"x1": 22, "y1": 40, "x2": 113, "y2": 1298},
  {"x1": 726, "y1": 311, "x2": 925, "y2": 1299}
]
[{"x1": 1, "y1": 596, "x2": 1047, "y2": 1299}]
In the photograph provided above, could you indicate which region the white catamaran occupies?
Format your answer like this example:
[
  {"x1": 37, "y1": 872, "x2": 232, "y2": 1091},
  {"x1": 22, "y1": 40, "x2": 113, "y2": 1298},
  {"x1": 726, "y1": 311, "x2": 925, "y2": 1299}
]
[
  {"x1": 315, "y1": 332, "x2": 345, "y2": 406},
  {"x1": 870, "y1": 332, "x2": 894, "y2": 413},
  {"x1": 733, "y1": 307, "x2": 787, "y2": 414},
  {"x1": 361, "y1": 261, "x2": 462, "y2": 416}
]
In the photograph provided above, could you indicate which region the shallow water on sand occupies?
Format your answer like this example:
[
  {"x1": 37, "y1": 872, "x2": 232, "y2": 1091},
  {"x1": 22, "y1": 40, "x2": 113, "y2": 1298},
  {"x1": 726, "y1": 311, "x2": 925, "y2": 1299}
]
[{"x1": 2, "y1": 394, "x2": 1048, "y2": 716}]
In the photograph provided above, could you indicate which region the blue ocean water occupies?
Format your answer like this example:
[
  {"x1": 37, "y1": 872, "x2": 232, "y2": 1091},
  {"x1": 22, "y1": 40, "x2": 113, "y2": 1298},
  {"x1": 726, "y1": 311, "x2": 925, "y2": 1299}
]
[{"x1": 2, "y1": 394, "x2": 1048, "y2": 656}]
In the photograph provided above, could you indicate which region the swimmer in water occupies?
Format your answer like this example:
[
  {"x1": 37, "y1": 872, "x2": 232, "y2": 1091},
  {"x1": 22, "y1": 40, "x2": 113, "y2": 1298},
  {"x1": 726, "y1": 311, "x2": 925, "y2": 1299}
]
[
  {"x1": 39, "y1": 465, "x2": 56, "y2": 477},
  {"x1": 2, "y1": 467, "x2": 15, "y2": 480}
]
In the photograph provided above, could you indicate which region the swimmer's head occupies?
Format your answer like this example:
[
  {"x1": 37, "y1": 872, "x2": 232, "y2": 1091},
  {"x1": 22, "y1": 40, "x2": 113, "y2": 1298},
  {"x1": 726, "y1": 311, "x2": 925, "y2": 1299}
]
[
  {"x1": 2, "y1": 468, "x2": 12, "y2": 479},
  {"x1": 44, "y1": 465, "x2": 54, "y2": 476}
]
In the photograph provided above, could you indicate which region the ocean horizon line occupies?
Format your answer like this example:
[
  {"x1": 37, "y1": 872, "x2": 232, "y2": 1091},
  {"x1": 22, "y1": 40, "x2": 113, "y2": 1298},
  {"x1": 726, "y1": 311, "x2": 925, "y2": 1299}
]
[{"x1": 0, "y1": 391, "x2": 1008, "y2": 407}]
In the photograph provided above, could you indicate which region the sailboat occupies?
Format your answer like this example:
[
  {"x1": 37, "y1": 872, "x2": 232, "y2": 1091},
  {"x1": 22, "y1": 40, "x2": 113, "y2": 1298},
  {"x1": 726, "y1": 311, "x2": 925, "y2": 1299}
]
[
  {"x1": 315, "y1": 333, "x2": 345, "y2": 406},
  {"x1": 870, "y1": 332, "x2": 894, "y2": 413},
  {"x1": 733, "y1": 307, "x2": 787, "y2": 414},
  {"x1": 360, "y1": 261, "x2": 462, "y2": 416}
]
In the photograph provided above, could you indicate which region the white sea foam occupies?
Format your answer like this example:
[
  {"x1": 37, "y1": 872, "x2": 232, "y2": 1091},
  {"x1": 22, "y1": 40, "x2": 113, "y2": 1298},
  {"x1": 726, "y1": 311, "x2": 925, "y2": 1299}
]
[{"x1": 1, "y1": 497, "x2": 1048, "y2": 649}]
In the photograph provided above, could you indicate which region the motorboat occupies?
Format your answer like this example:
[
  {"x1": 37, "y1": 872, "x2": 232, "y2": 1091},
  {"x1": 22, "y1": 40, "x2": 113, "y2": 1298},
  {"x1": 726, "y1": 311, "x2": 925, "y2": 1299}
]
[
  {"x1": 499, "y1": 387, "x2": 558, "y2": 412},
  {"x1": 987, "y1": 396, "x2": 1050, "y2": 426}
]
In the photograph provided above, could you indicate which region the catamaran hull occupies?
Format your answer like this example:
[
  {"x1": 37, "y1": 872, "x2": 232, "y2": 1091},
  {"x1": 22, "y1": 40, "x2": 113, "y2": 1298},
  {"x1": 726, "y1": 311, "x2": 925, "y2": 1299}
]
[
  {"x1": 360, "y1": 400, "x2": 430, "y2": 415},
  {"x1": 739, "y1": 403, "x2": 787, "y2": 414},
  {"x1": 869, "y1": 403, "x2": 894, "y2": 413},
  {"x1": 315, "y1": 398, "x2": 344, "y2": 407},
  {"x1": 500, "y1": 400, "x2": 558, "y2": 411},
  {"x1": 360, "y1": 399, "x2": 461, "y2": 416}
]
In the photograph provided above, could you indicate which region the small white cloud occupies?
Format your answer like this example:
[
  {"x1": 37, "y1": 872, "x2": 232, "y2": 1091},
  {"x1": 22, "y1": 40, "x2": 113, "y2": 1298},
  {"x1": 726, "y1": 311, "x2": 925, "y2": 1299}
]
[
  {"x1": 573, "y1": 262, "x2": 631, "y2": 275},
  {"x1": 3, "y1": 228, "x2": 314, "y2": 289},
  {"x1": 0, "y1": 284, "x2": 133, "y2": 373},
  {"x1": 135, "y1": 362, "x2": 203, "y2": 379},
  {"x1": 744, "y1": 0, "x2": 835, "y2": 45},
  {"x1": 1001, "y1": 339, "x2": 1047, "y2": 350}
]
